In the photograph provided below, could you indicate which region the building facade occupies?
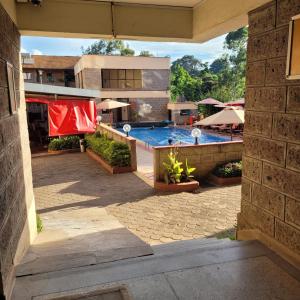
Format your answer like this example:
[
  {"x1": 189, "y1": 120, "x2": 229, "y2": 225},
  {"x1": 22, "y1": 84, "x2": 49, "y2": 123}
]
[
  {"x1": 74, "y1": 55, "x2": 170, "y2": 123},
  {"x1": 22, "y1": 54, "x2": 80, "y2": 88}
]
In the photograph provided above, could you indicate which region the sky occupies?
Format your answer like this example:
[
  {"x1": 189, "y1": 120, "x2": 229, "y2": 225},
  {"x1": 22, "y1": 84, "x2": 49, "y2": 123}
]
[{"x1": 21, "y1": 34, "x2": 227, "y2": 64}]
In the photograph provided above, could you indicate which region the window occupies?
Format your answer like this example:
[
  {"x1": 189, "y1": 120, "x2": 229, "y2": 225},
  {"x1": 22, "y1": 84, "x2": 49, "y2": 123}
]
[
  {"x1": 101, "y1": 69, "x2": 142, "y2": 89},
  {"x1": 47, "y1": 72, "x2": 54, "y2": 83},
  {"x1": 23, "y1": 72, "x2": 32, "y2": 80},
  {"x1": 180, "y1": 109, "x2": 191, "y2": 116}
]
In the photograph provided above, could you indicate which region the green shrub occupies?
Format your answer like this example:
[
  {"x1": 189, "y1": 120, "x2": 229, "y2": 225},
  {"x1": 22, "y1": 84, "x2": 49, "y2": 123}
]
[
  {"x1": 36, "y1": 214, "x2": 43, "y2": 233},
  {"x1": 163, "y1": 149, "x2": 196, "y2": 184},
  {"x1": 48, "y1": 135, "x2": 80, "y2": 151},
  {"x1": 212, "y1": 160, "x2": 242, "y2": 178},
  {"x1": 85, "y1": 133, "x2": 131, "y2": 167}
]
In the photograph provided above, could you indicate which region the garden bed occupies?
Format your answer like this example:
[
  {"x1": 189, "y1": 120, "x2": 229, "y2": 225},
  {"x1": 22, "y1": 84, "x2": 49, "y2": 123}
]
[
  {"x1": 85, "y1": 133, "x2": 132, "y2": 175},
  {"x1": 208, "y1": 174, "x2": 241, "y2": 186},
  {"x1": 48, "y1": 136, "x2": 80, "y2": 154},
  {"x1": 47, "y1": 148, "x2": 80, "y2": 155},
  {"x1": 209, "y1": 160, "x2": 242, "y2": 186},
  {"x1": 86, "y1": 148, "x2": 133, "y2": 174},
  {"x1": 154, "y1": 180, "x2": 199, "y2": 192}
]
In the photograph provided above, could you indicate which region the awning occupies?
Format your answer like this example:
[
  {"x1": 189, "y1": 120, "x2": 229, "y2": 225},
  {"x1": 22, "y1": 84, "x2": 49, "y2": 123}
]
[{"x1": 26, "y1": 98, "x2": 96, "y2": 136}]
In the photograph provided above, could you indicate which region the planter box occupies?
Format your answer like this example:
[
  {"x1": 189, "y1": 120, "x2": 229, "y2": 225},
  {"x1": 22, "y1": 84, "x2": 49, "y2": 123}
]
[
  {"x1": 47, "y1": 148, "x2": 80, "y2": 155},
  {"x1": 208, "y1": 174, "x2": 241, "y2": 186},
  {"x1": 154, "y1": 180, "x2": 199, "y2": 192},
  {"x1": 86, "y1": 148, "x2": 133, "y2": 174}
]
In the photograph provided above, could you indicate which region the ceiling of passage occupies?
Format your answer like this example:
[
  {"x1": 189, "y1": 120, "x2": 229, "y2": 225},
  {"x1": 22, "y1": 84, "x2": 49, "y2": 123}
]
[{"x1": 94, "y1": 0, "x2": 203, "y2": 7}]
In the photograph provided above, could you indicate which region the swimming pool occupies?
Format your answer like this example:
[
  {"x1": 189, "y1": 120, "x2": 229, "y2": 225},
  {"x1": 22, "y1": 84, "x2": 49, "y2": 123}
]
[{"x1": 117, "y1": 127, "x2": 231, "y2": 146}]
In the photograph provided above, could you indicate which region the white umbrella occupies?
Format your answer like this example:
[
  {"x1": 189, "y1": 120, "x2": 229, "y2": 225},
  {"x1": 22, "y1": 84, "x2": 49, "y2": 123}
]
[
  {"x1": 194, "y1": 107, "x2": 244, "y2": 140},
  {"x1": 96, "y1": 99, "x2": 130, "y2": 110},
  {"x1": 96, "y1": 99, "x2": 130, "y2": 125}
]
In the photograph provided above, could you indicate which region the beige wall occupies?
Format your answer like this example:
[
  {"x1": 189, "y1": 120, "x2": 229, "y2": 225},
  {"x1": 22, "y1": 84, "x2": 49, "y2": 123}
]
[
  {"x1": 74, "y1": 55, "x2": 170, "y2": 75},
  {"x1": 154, "y1": 142, "x2": 243, "y2": 181},
  {"x1": 237, "y1": 0, "x2": 300, "y2": 266},
  {"x1": 97, "y1": 123, "x2": 137, "y2": 171},
  {"x1": 0, "y1": 4, "x2": 36, "y2": 299}
]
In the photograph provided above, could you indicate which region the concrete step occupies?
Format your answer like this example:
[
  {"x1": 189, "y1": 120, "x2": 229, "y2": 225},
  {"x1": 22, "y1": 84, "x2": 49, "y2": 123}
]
[
  {"x1": 152, "y1": 237, "x2": 231, "y2": 255},
  {"x1": 13, "y1": 239, "x2": 278, "y2": 300}
]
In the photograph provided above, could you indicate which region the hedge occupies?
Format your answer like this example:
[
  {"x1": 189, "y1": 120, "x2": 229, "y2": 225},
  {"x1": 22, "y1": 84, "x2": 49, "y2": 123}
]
[
  {"x1": 48, "y1": 135, "x2": 80, "y2": 151},
  {"x1": 85, "y1": 133, "x2": 131, "y2": 167},
  {"x1": 212, "y1": 160, "x2": 242, "y2": 178}
]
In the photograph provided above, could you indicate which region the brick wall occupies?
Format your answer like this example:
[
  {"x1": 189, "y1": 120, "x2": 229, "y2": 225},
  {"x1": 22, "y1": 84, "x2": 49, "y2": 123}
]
[
  {"x1": 154, "y1": 141, "x2": 243, "y2": 181},
  {"x1": 238, "y1": 0, "x2": 300, "y2": 261},
  {"x1": 0, "y1": 4, "x2": 36, "y2": 299}
]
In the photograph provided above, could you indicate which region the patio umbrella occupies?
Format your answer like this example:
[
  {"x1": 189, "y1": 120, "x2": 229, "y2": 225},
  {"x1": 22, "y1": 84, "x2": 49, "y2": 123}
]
[
  {"x1": 194, "y1": 107, "x2": 244, "y2": 140},
  {"x1": 96, "y1": 99, "x2": 130, "y2": 125},
  {"x1": 197, "y1": 98, "x2": 222, "y2": 105},
  {"x1": 225, "y1": 98, "x2": 245, "y2": 106}
]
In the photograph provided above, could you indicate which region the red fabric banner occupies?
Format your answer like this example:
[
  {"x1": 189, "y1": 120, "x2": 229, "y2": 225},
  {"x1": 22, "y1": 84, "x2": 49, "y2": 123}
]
[{"x1": 48, "y1": 100, "x2": 96, "y2": 136}]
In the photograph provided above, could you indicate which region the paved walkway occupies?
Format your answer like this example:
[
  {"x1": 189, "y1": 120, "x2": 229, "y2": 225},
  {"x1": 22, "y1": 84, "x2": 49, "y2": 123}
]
[{"x1": 32, "y1": 152, "x2": 241, "y2": 246}]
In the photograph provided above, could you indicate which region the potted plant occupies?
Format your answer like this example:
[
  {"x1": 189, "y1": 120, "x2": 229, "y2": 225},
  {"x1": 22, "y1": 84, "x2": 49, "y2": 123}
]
[
  {"x1": 154, "y1": 149, "x2": 199, "y2": 192},
  {"x1": 209, "y1": 160, "x2": 242, "y2": 186}
]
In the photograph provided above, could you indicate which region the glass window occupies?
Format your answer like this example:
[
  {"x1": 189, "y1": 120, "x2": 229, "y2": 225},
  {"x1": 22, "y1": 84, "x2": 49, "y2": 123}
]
[
  {"x1": 47, "y1": 72, "x2": 54, "y2": 83},
  {"x1": 110, "y1": 80, "x2": 118, "y2": 89},
  {"x1": 110, "y1": 70, "x2": 118, "y2": 80},
  {"x1": 180, "y1": 110, "x2": 191, "y2": 116},
  {"x1": 125, "y1": 80, "x2": 134, "y2": 88},
  {"x1": 102, "y1": 69, "x2": 110, "y2": 80},
  {"x1": 119, "y1": 70, "x2": 126, "y2": 79},
  {"x1": 101, "y1": 69, "x2": 143, "y2": 89},
  {"x1": 134, "y1": 80, "x2": 142, "y2": 88},
  {"x1": 134, "y1": 70, "x2": 142, "y2": 80},
  {"x1": 126, "y1": 69, "x2": 134, "y2": 80}
]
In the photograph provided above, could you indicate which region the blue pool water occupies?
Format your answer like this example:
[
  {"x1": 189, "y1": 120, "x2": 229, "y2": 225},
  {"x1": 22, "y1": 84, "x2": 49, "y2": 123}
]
[{"x1": 117, "y1": 127, "x2": 231, "y2": 146}]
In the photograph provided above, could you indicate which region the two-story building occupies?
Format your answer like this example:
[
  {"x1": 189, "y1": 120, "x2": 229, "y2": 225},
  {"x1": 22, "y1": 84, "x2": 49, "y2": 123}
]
[
  {"x1": 22, "y1": 54, "x2": 80, "y2": 87},
  {"x1": 74, "y1": 55, "x2": 170, "y2": 123}
]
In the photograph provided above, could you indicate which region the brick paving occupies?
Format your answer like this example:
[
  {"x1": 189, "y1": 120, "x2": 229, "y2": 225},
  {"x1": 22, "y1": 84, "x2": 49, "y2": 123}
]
[{"x1": 32, "y1": 152, "x2": 241, "y2": 245}]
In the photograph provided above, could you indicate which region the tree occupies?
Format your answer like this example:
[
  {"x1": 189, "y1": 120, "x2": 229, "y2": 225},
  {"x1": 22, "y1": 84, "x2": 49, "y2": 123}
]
[
  {"x1": 139, "y1": 50, "x2": 154, "y2": 57},
  {"x1": 171, "y1": 55, "x2": 206, "y2": 77},
  {"x1": 82, "y1": 39, "x2": 135, "y2": 56},
  {"x1": 120, "y1": 45, "x2": 135, "y2": 56},
  {"x1": 209, "y1": 55, "x2": 230, "y2": 74},
  {"x1": 170, "y1": 65, "x2": 191, "y2": 101}
]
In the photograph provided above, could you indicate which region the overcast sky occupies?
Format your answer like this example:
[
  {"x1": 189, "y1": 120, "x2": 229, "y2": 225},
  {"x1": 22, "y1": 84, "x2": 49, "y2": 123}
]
[{"x1": 21, "y1": 34, "x2": 226, "y2": 64}]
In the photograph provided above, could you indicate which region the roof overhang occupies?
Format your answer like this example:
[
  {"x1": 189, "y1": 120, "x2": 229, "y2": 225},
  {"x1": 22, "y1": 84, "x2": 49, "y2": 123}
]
[
  {"x1": 24, "y1": 82, "x2": 101, "y2": 98},
  {"x1": 168, "y1": 102, "x2": 197, "y2": 110},
  {"x1": 2, "y1": 0, "x2": 270, "y2": 43}
]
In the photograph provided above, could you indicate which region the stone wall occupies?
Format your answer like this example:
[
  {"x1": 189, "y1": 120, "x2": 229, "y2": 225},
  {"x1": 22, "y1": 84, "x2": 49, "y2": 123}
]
[
  {"x1": 0, "y1": 4, "x2": 36, "y2": 299},
  {"x1": 237, "y1": 0, "x2": 300, "y2": 263},
  {"x1": 153, "y1": 141, "x2": 243, "y2": 181},
  {"x1": 96, "y1": 123, "x2": 137, "y2": 171}
]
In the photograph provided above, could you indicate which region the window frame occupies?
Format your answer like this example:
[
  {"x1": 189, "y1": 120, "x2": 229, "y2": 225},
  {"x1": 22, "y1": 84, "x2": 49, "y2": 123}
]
[{"x1": 286, "y1": 14, "x2": 300, "y2": 80}]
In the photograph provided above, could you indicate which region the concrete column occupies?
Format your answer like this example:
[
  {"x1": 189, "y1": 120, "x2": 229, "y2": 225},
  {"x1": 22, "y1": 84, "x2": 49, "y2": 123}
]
[
  {"x1": 237, "y1": 0, "x2": 300, "y2": 266},
  {"x1": 0, "y1": 4, "x2": 36, "y2": 299}
]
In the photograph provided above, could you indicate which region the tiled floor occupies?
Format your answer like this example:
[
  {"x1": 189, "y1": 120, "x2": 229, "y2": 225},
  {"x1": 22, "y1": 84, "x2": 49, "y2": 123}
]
[{"x1": 32, "y1": 152, "x2": 240, "y2": 245}]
